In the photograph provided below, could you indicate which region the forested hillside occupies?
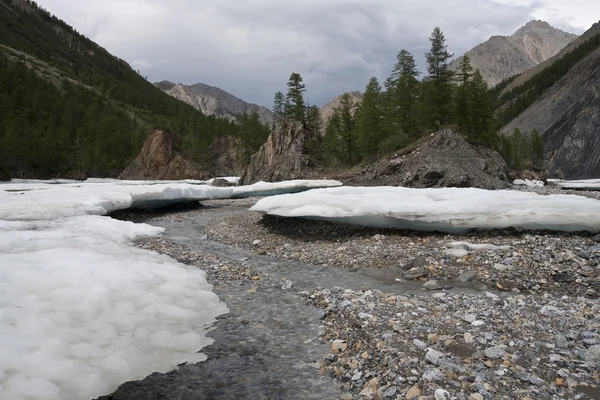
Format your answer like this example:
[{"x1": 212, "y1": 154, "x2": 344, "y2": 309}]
[{"x1": 0, "y1": 0, "x2": 268, "y2": 178}]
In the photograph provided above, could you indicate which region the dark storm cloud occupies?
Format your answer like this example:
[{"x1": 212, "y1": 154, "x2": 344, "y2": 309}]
[{"x1": 35, "y1": 0, "x2": 594, "y2": 107}]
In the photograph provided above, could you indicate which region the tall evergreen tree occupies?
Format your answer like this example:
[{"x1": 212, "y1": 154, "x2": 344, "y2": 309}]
[
  {"x1": 284, "y1": 72, "x2": 306, "y2": 122},
  {"x1": 306, "y1": 104, "x2": 322, "y2": 133},
  {"x1": 423, "y1": 27, "x2": 454, "y2": 128},
  {"x1": 454, "y1": 55, "x2": 474, "y2": 135},
  {"x1": 530, "y1": 128, "x2": 544, "y2": 168},
  {"x1": 273, "y1": 91, "x2": 285, "y2": 123},
  {"x1": 470, "y1": 69, "x2": 493, "y2": 143},
  {"x1": 323, "y1": 111, "x2": 342, "y2": 165},
  {"x1": 338, "y1": 93, "x2": 358, "y2": 165},
  {"x1": 357, "y1": 77, "x2": 383, "y2": 159},
  {"x1": 392, "y1": 49, "x2": 420, "y2": 136}
]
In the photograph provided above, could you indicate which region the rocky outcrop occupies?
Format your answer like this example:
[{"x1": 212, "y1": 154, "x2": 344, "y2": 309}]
[
  {"x1": 204, "y1": 135, "x2": 245, "y2": 177},
  {"x1": 156, "y1": 81, "x2": 274, "y2": 126},
  {"x1": 319, "y1": 91, "x2": 363, "y2": 130},
  {"x1": 119, "y1": 130, "x2": 208, "y2": 180},
  {"x1": 345, "y1": 129, "x2": 510, "y2": 189},
  {"x1": 241, "y1": 121, "x2": 323, "y2": 184},
  {"x1": 501, "y1": 38, "x2": 600, "y2": 178},
  {"x1": 450, "y1": 21, "x2": 577, "y2": 88}
]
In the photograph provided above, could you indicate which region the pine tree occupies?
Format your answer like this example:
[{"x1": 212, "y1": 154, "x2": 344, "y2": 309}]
[
  {"x1": 470, "y1": 69, "x2": 493, "y2": 143},
  {"x1": 338, "y1": 93, "x2": 358, "y2": 165},
  {"x1": 393, "y1": 49, "x2": 420, "y2": 136},
  {"x1": 454, "y1": 55, "x2": 474, "y2": 135},
  {"x1": 273, "y1": 91, "x2": 285, "y2": 123},
  {"x1": 530, "y1": 128, "x2": 544, "y2": 168},
  {"x1": 323, "y1": 111, "x2": 342, "y2": 165},
  {"x1": 423, "y1": 27, "x2": 454, "y2": 128},
  {"x1": 284, "y1": 72, "x2": 306, "y2": 122},
  {"x1": 512, "y1": 128, "x2": 525, "y2": 169},
  {"x1": 306, "y1": 104, "x2": 322, "y2": 133},
  {"x1": 356, "y1": 77, "x2": 382, "y2": 159}
]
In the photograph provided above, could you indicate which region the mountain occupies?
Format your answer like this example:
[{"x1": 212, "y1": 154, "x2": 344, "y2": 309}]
[
  {"x1": 156, "y1": 81, "x2": 274, "y2": 126},
  {"x1": 450, "y1": 20, "x2": 577, "y2": 87},
  {"x1": 0, "y1": 0, "x2": 244, "y2": 179},
  {"x1": 499, "y1": 21, "x2": 600, "y2": 178}
]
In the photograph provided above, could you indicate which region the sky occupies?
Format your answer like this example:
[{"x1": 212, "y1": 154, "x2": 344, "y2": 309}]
[{"x1": 36, "y1": 0, "x2": 599, "y2": 108}]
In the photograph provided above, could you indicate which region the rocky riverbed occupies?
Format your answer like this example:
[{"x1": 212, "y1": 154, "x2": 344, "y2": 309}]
[{"x1": 101, "y1": 189, "x2": 600, "y2": 400}]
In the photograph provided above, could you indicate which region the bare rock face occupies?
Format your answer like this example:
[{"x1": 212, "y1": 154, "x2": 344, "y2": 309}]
[
  {"x1": 346, "y1": 129, "x2": 510, "y2": 189},
  {"x1": 241, "y1": 121, "x2": 322, "y2": 184},
  {"x1": 501, "y1": 27, "x2": 600, "y2": 179},
  {"x1": 119, "y1": 130, "x2": 208, "y2": 180},
  {"x1": 450, "y1": 20, "x2": 577, "y2": 87},
  {"x1": 319, "y1": 91, "x2": 363, "y2": 131},
  {"x1": 156, "y1": 81, "x2": 274, "y2": 126},
  {"x1": 204, "y1": 135, "x2": 245, "y2": 177}
]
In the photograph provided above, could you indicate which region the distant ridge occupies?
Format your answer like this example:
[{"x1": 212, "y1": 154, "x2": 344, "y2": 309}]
[
  {"x1": 450, "y1": 20, "x2": 577, "y2": 87},
  {"x1": 156, "y1": 81, "x2": 274, "y2": 126}
]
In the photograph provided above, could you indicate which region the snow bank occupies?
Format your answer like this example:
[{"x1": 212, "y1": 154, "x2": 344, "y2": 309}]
[
  {"x1": 232, "y1": 179, "x2": 342, "y2": 198},
  {"x1": 0, "y1": 181, "x2": 230, "y2": 399},
  {"x1": 513, "y1": 179, "x2": 544, "y2": 187},
  {"x1": 250, "y1": 186, "x2": 600, "y2": 233}
]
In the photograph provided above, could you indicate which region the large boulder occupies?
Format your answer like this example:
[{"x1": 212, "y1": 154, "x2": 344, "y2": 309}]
[
  {"x1": 119, "y1": 130, "x2": 208, "y2": 180},
  {"x1": 346, "y1": 129, "x2": 510, "y2": 189},
  {"x1": 240, "y1": 121, "x2": 323, "y2": 184}
]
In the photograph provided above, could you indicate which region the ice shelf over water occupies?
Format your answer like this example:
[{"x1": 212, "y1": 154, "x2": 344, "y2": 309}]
[
  {"x1": 512, "y1": 179, "x2": 544, "y2": 187},
  {"x1": 548, "y1": 178, "x2": 600, "y2": 191},
  {"x1": 0, "y1": 181, "x2": 233, "y2": 400},
  {"x1": 250, "y1": 186, "x2": 600, "y2": 233},
  {"x1": 231, "y1": 179, "x2": 342, "y2": 198}
]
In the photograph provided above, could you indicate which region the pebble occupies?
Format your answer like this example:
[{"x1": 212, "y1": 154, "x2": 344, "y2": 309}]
[
  {"x1": 434, "y1": 389, "x2": 451, "y2": 400},
  {"x1": 423, "y1": 280, "x2": 443, "y2": 290},
  {"x1": 456, "y1": 270, "x2": 478, "y2": 282},
  {"x1": 405, "y1": 385, "x2": 420, "y2": 399},
  {"x1": 583, "y1": 344, "x2": 600, "y2": 362},
  {"x1": 422, "y1": 368, "x2": 445, "y2": 382}
]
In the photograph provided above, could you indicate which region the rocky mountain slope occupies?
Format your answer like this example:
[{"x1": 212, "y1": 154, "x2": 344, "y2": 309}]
[
  {"x1": 345, "y1": 129, "x2": 510, "y2": 189},
  {"x1": 241, "y1": 121, "x2": 323, "y2": 184},
  {"x1": 501, "y1": 21, "x2": 600, "y2": 179},
  {"x1": 119, "y1": 130, "x2": 208, "y2": 180},
  {"x1": 319, "y1": 91, "x2": 363, "y2": 129},
  {"x1": 156, "y1": 81, "x2": 274, "y2": 126},
  {"x1": 451, "y1": 20, "x2": 577, "y2": 87}
]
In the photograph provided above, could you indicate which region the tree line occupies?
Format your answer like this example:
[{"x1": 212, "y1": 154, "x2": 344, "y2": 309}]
[{"x1": 273, "y1": 28, "x2": 502, "y2": 167}]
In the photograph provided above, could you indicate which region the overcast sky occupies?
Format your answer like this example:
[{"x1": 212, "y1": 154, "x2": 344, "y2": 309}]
[{"x1": 36, "y1": 0, "x2": 599, "y2": 108}]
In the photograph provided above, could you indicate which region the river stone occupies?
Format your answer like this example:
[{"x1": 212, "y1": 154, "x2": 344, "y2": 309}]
[
  {"x1": 583, "y1": 345, "x2": 600, "y2": 362},
  {"x1": 404, "y1": 266, "x2": 429, "y2": 280},
  {"x1": 405, "y1": 385, "x2": 421, "y2": 399},
  {"x1": 456, "y1": 271, "x2": 477, "y2": 282},
  {"x1": 484, "y1": 346, "x2": 506, "y2": 359},
  {"x1": 422, "y1": 367, "x2": 445, "y2": 381},
  {"x1": 423, "y1": 280, "x2": 443, "y2": 290}
]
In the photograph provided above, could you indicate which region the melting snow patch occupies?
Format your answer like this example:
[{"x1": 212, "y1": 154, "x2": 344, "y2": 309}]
[
  {"x1": 231, "y1": 179, "x2": 342, "y2": 198},
  {"x1": 0, "y1": 181, "x2": 230, "y2": 399},
  {"x1": 250, "y1": 186, "x2": 600, "y2": 234}
]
